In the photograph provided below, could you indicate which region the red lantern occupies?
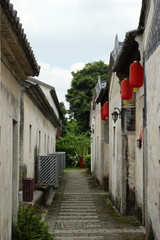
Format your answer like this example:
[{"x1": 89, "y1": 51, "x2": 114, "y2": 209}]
[
  {"x1": 130, "y1": 61, "x2": 144, "y2": 90},
  {"x1": 103, "y1": 102, "x2": 109, "y2": 119},
  {"x1": 121, "y1": 78, "x2": 133, "y2": 104},
  {"x1": 101, "y1": 107, "x2": 106, "y2": 121}
]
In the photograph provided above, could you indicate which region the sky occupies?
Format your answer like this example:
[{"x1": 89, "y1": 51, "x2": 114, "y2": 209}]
[{"x1": 11, "y1": 0, "x2": 142, "y2": 109}]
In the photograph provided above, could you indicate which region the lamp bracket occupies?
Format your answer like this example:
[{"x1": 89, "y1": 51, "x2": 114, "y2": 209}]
[{"x1": 114, "y1": 107, "x2": 121, "y2": 118}]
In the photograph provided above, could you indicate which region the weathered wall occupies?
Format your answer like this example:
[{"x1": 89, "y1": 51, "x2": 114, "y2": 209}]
[
  {"x1": 145, "y1": 46, "x2": 160, "y2": 240},
  {"x1": 93, "y1": 103, "x2": 102, "y2": 185},
  {"x1": 109, "y1": 72, "x2": 122, "y2": 211},
  {"x1": 90, "y1": 100, "x2": 109, "y2": 187},
  {"x1": 22, "y1": 93, "x2": 57, "y2": 179},
  {"x1": 0, "y1": 62, "x2": 20, "y2": 240},
  {"x1": 101, "y1": 118, "x2": 109, "y2": 189},
  {"x1": 135, "y1": 92, "x2": 144, "y2": 221},
  {"x1": 139, "y1": 0, "x2": 160, "y2": 238},
  {"x1": 103, "y1": 119, "x2": 109, "y2": 179},
  {"x1": 0, "y1": 35, "x2": 2, "y2": 240},
  {"x1": 40, "y1": 84, "x2": 59, "y2": 118}
]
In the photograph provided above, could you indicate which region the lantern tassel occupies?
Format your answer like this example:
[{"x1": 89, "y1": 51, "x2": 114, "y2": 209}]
[{"x1": 133, "y1": 88, "x2": 139, "y2": 92}]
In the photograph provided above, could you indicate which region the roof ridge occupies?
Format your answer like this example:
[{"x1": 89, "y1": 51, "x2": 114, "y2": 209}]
[{"x1": 1, "y1": 0, "x2": 40, "y2": 76}]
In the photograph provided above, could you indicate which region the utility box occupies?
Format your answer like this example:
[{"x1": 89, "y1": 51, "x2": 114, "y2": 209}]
[{"x1": 23, "y1": 178, "x2": 34, "y2": 202}]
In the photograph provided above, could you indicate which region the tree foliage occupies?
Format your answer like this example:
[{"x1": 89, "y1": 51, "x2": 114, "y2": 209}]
[
  {"x1": 57, "y1": 61, "x2": 108, "y2": 167},
  {"x1": 56, "y1": 121, "x2": 90, "y2": 167},
  {"x1": 66, "y1": 61, "x2": 108, "y2": 132}
]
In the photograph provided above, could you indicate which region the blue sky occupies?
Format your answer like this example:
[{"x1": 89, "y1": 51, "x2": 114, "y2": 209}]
[{"x1": 11, "y1": 0, "x2": 142, "y2": 108}]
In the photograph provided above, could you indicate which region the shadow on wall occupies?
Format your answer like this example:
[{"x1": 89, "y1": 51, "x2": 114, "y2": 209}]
[
  {"x1": 148, "y1": 220, "x2": 155, "y2": 240},
  {"x1": 19, "y1": 164, "x2": 27, "y2": 191}
]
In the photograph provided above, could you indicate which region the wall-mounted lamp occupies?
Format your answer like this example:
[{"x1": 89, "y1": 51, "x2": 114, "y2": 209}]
[
  {"x1": 111, "y1": 107, "x2": 121, "y2": 123},
  {"x1": 137, "y1": 139, "x2": 142, "y2": 149},
  {"x1": 90, "y1": 128, "x2": 94, "y2": 134}
]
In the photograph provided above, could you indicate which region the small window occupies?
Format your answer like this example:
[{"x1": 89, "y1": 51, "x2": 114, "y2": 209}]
[
  {"x1": 29, "y1": 125, "x2": 32, "y2": 153},
  {"x1": 44, "y1": 134, "x2": 46, "y2": 154},
  {"x1": 113, "y1": 126, "x2": 115, "y2": 157},
  {"x1": 39, "y1": 131, "x2": 41, "y2": 154},
  {"x1": 47, "y1": 136, "x2": 50, "y2": 154}
]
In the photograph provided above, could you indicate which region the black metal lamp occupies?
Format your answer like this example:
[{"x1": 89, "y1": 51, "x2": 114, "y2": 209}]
[
  {"x1": 111, "y1": 107, "x2": 121, "y2": 123},
  {"x1": 90, "y1": 128, "x2": 94, "y2": 135}
]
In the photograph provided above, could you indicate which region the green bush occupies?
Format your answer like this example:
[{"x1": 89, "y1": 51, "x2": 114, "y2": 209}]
[
  {"x1": 12, "y1": 204, "x2": 54, "y2": 240},
  {"x1": 56, "y1": 126, "x2": 90, "y2": 167},
  {"x1": 84, "y1": 154, "x2": 91, "y2": 171}
]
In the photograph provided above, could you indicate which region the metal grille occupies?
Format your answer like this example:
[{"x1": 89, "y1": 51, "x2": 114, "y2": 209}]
[
  {"x1": 37, "y1": 152, "x2": 66, "y2": 186},
  {"x1": 53, "y1": 152, "x2": 66, "y2": 176},
  {"x1": 37, "y1": 155, "x2": 57, "y2": 185}
]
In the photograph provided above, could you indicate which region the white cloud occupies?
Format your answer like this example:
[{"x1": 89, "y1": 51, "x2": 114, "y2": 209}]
[
  {"x1": 71, "y1": 62, "x2": 85, "y2": 73},
  {"x1": 11, "y1": 0, "x2": 142, "y2": 108},
  {"x1": 11, "y1": 0, "x2": 142, "y2": 68},
  {"x1": 35, "y1": 61, "x2": 85, "y2": 109}
]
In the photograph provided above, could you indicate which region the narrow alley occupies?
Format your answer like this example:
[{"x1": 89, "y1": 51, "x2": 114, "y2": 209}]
[{"x1": 46, "y1": 170, "x2": 145, "y2": 240}]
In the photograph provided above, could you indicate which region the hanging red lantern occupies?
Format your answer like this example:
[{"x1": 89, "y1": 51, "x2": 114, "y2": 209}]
[
  {"x1": 121, "y1": 78, "x2": 133, "y2": 104},
  {"x1": 130, "y1": 61, "x2": 144, "y2": 92},
  {"x1": 101, "y1": 107, "x2": 106, "y2": 121},
  {"x1": 103, "y1": 102, "x2": 109, "y2": 119}
]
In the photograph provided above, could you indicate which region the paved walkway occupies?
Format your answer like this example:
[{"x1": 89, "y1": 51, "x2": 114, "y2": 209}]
[{"x1": 46, "y1": 170, "x2": 145, "y2": 240}]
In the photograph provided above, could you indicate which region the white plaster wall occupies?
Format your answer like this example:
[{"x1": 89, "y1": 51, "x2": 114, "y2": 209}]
[
  {"x1": 127, "y1": 134, "x2": 136, "y2": 191},
  {"x1": 91, "y1": 100, "x2": 109, "y2": 186},
  {"x1": 135, "y1": 95, "x2": 144, "y2": 211},
  {"x1": 109, "y1": 72, "x2": 122, "y2": 204},
  {"x1": 40, "y1": 85, "x2": 59, "y2": 118},
  {"x1": 143, "y1": 0, "x2": 154, "y2": 52},
  {"x1": 94, "y1": 103, "x2": 102, "y2": 184},
  {"x1": 103, "y1": 132, "x2": 109, "y2": 178},
  {"x1": 0, "y1": 47, "x2": 2, "y2": 240},
  {"x1": 145, "y1": 46, "x2": 160, "y2": 240},
  {"x1": 23, "y1": 93, "x2": 57, "y2": 178},
  {"x1": 1, "y1": 62, "x2": 20, "y2": 240},
  {"x1": 101, "y1": 120, "x2": 109, "y2": 184}
]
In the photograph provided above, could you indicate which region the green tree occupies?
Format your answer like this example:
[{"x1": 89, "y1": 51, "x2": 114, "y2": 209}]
[
  {"x1": 66, "y1": 61, "x2": 108, "y2": 132},
  {"x1": 59, "y1": 102, "x2": 67, "y2": 136},
  {"x1": 56, "y1": 120, "x2": 90, "y2": 167}
]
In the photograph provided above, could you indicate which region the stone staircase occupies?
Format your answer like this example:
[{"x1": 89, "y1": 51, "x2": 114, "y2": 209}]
[{"x1": 46, "y1": 170, "x2": 145, "y2": 240}]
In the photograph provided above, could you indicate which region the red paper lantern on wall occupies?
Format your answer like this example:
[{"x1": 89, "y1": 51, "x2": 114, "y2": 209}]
[
  {"x1": 103, "y1": 102, "x2": 109, "y2": 119},
  {"x1": 101, "y1": 107, "x2": 106, "y2": 121},
  {"x1": 121, "y1": 78, "x2": 133, "y2": 104},
  {"x1": 130, "y1": 61, "x2": 144, "y2": 91}
]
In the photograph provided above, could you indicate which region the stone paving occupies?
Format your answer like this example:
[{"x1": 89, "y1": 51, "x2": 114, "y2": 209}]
[{"x1": 46, "y1": 170, "x2": 145, "y2": 240}]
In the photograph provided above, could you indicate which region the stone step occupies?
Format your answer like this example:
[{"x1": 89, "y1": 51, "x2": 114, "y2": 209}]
[
  {"x1": 58, "y1": 213, "x2": 98, "y2": 216},
  {"x1": 60, "y1": 207, "x2": 96, "y2": 212},
  {"x1": 62, "y1": 199, "x2": 92, "y2": 201},
  {"x1": 56, "y1": 219, "x2": 100, "y2": 223},
  {"x1": 54, "y1": 228, "x2": 143, "y2": 234},
  {"x1": 60, "y1": 202, "x2": 94, "y2": 205},
  {"x1": 55, "y1": 237, "x2": 104, "y2": 240},
  {"x1": 57, "y1": 215, "x2": 99, "y2": 220},
  {"x1": 59, "y1": 206, "x2": 95, "y2": 210},
  {"x1": 61, "y1": 201, "x2": 94, "y2": 204},
  {"x1": 55, "y1": 223, "x2": 102, "y2": 230},
  {"x1": 55, "y1": 234, "x2": 145, "y2": 240},
  {"x1": 63, "y1": 193, "x2": 90, "y2": 195},
  {"x1": 61, "y1": 200, "x2": 94, "y2": 202},
  {"x1": 60, "y1": 204, "x2": 94, "y2": 207}
]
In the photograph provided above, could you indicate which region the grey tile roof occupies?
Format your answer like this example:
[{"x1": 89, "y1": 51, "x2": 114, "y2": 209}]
[{"x1": 1, "y1": 0, "x2": 40, "y2": 76}]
